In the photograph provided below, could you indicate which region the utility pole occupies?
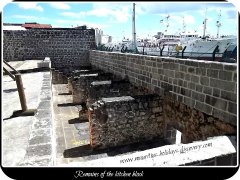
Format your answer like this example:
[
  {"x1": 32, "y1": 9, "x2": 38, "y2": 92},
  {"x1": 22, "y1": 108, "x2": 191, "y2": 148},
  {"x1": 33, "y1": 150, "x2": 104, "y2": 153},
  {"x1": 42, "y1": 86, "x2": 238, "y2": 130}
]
[
  {"x1": 182, "y1": 16, "x2": 186, "y2": 33},
  {"x1": 216, "y1": 10, "x2": 222, "y2": 38},
  {"x1": 132, "y1": 3, "x2": 136, "y2": 53},
  {"x1": 203, "y1": 8, "x2": 207, "y2": 38}
]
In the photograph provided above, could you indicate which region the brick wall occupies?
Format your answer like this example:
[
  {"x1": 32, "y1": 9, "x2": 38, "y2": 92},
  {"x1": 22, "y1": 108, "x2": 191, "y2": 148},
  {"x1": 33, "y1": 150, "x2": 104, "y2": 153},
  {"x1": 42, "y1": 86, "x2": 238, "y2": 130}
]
[
  {"x1": 89, "y1": 51, "x2": 237, "y2": 127},
  {"x1": 3, "y1": 28, "x2": 96, "y2": 69}
]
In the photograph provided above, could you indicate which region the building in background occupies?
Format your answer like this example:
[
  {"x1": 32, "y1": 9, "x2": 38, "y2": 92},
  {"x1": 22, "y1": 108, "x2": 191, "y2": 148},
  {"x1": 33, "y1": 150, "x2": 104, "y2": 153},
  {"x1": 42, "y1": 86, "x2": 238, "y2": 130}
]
[
  {"x1": 3, "y1": 23, "x2": 26, "y2": 30},
  {"x1": 3, "y1": 22, "x2": 52, "y2": 30},
  {"x1": 22, "y1": 22, "x2": 52, "y2": 29},
  {"x1": 95, "y1": 28, "x2": 103, "y2": 46},
  {"x1": 101, "y1": 34, "x2": 112, "y2": 44},
  {"x1": 95, "y1": 28, "x2": 112, "y2": 45}
]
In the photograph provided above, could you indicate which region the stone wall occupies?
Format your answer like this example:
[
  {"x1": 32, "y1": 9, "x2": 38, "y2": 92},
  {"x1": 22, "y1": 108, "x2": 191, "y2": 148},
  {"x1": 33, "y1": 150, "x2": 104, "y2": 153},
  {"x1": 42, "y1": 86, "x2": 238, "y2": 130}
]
[
  {"x1": 88, "y1": 80, "x2": 151, "y2": 106},
  {"x1": 88, "y1": 95, "x2": 164, "y2": 149},
  {"x1": 72, "y1": 73, "x2": 115, "y2": 104},
  {"x1": 163, "y1": 94, "x2": 236, "y2": 143},
  {"x1": 89, "y1": 51, "x2": 237, "y2": 127},
  {"x1": 3, "y1": 28, "x2": 96, "y2": 70}
]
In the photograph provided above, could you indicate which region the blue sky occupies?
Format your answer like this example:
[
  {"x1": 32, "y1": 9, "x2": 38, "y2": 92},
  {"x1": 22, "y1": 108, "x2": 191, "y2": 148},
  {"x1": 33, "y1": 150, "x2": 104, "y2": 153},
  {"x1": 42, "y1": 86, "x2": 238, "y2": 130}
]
[{"x1": 2, "y1": 1, "x2": 239, "y2": 42}]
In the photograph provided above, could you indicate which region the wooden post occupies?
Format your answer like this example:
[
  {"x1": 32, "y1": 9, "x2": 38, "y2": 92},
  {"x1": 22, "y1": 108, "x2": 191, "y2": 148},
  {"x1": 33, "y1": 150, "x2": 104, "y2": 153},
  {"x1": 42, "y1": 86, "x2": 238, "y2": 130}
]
[{"x1": 15, "y1": 74, "x2": 27, "y2": 111}]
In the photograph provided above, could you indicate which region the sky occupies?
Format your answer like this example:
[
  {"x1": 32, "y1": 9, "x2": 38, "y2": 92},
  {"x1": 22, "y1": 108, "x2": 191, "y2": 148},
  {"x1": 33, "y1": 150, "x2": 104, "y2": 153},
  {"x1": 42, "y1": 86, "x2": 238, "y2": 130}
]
[{"x1": 1, "y1": 1, "x2": 239, "y2": 42}]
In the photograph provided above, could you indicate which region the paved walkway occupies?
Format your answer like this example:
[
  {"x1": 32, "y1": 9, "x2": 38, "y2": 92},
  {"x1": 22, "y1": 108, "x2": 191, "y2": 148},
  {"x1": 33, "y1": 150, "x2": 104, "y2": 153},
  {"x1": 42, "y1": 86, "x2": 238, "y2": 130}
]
[
  {"x1": 6, "y1": 60, "x2": 43, "y2": 71},
  {"x1": 2, "y1": 69, "x2": 54, "y2": 166}
]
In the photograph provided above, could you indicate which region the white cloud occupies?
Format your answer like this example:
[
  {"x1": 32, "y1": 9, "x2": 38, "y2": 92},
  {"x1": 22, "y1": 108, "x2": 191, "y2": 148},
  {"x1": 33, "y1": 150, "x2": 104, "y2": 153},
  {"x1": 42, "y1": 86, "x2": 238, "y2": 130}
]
[
  {"x1": 61, "y1": 3, "x2": 131, "y2": 23},
  {"x1": 48, "y1": 2, "x2": 71, "y2": 10},
  {"x1": 12, "y1": 15, "x2": 39, "y2": 20},
  {"x1": 17, "y1": 2, "x2": 43, "y2": 12},
  {"x1": 61, "y1": 12, "x2": 86, "y2": 18},
  {"x1": 55, "y1": 19, "x2": 111, "y2": 29},
  {"x1": 184, "y1": 15, "x2": 195, "y2": 24},
  {"x1": 12, "y1": 15, "x2": 47, "y2": 21}
]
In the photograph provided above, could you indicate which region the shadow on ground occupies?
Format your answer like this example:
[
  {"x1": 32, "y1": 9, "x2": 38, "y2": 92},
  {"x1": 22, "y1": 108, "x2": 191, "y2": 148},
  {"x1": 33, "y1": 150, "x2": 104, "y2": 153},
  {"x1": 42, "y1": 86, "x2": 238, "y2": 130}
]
[
  {"x1": 58, "y1": 93, "x2": 72, "y2": 95},
  {"x1": 68, "y1": 118, "x2": 88, "y2": 124},
  {"x1": 3, "y1": 88, "x2": 18, "y2": 93},
  {"x1": 63, "y1": 138, "x2": 168, "y2": 158}
]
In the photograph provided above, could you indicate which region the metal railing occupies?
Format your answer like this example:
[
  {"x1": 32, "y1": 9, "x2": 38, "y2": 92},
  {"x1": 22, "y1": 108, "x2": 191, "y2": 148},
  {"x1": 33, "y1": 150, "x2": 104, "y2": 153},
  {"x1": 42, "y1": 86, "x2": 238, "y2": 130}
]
[{"x1": 3, "y1": 61, "x2": 29, "y2": 113}]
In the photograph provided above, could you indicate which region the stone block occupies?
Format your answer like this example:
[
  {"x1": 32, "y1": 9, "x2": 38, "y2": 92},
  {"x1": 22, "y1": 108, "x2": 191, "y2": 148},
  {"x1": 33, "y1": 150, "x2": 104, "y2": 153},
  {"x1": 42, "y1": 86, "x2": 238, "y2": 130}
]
[
  {"x1": 187, "y1": 82, "x2": 196, "y2": 90},
  {"x1": 190, "y1": 75, "x2": 200, "y2": 83},
  {"x1": 210, "y1": 78, "x2": 235, "y2": 92},
  {"x1": 192, "y1": 91, "x2": 205, "y2": 102},
  {"x1": 205, "y1": 95, "x2": 227, "y2": 111},
  {"x1": 185, "y1": 74, "x2": 191, "y2": 81},
  {"x1": 228, "y1": 102, "x2": 237, "y2": 114},
  {"x1": 212, "y1": 88, "x2": 220, "y2": 97},
  {"x1": 218, "y1": 70, "x2": 233, "y2": 81},
  {"x1": 200, "y1": 76, "x2": 209, "y2": 86},
  {"x1": 207, "y1": 69, "x2": 219, "y2": 79},
  {"x1": 175, "y1": 71, "x2": 185, "y2": 79},
  {"x1": 210, "y1": 63, "x2": 223, "y2": 70},
  {"x1": 180, "y1": 65, "x2": 187, "y2": 72},
  {"x1": 233, "y1": 72, "x2": 237, "y2": 82},
  {"x1": 195, "y1": 84, "x2": 203, "y2": 92},
  {"x1": 224, "y1": 64, "x2": 237, "y2": 71},
  {"x1": 185, "y1": 60, "x2": 199, "y2": 67},
  {"x1": 220, "y1": 90, "x2": 237, "y2": 103},
  {"x1": 203, "y1": 86, "x2": 212, "y2": 95},
  {"x1": 164, "y1": 69, "x2": 175, "y2": 78},
  {"x1": 196, "y1": 67, "x2": 206, "y2": 76},
  {"x1": 194, "y1": 101, "x2": 213, "y2": 115},
  {"x1": 188, "y1": 67, "x2": 195, "y2": 73},
  {"x1": 183, "y1": 96, "x2": 196, "y2": 107}
]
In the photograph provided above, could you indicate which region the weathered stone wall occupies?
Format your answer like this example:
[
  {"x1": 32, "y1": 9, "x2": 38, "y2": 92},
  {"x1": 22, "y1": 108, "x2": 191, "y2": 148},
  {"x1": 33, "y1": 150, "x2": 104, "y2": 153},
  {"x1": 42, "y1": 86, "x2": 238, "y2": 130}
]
[
  {"x1": 88, "y1": 80, "x2": 151, "y2": 106},
  {"x1": 72, "y1": 73, "x2": 115, "y2": 104},
  {"x1": 3, "y1": 28, "x2": 96, "y2": 70},
  {"x1": 89, "y1": 51, "x2": 237, "y2": 127},
  {"x1": 163, "y1": 94, "x2": 236, "y2": 143},
  {"x1": 88, "y1": 95, "x2": 164, "y2": 149}
]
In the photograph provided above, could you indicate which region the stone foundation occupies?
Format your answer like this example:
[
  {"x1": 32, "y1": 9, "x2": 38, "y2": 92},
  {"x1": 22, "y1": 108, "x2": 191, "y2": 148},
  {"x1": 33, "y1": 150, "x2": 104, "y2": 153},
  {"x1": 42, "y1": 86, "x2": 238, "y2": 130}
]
[
  {"x1": 88, "y1": 95, "x2": 164, "y2": 149},
  {"x1": 51, "y1": 68, "x2": 68, "y2": 84},
  {"x1": 163, "y1": 94, "x2": 236, "y2": 143}
]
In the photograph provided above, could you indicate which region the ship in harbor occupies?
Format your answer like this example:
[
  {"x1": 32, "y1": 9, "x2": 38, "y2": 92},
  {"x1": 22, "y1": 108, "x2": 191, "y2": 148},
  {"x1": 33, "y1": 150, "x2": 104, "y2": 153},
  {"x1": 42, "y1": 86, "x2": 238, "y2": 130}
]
[
  {"x1": 102, "y1": 6, "x2": 237, "y2": 62},
  {"x1": 137, "y1": 13, "x2": 237, "y2": 62}
]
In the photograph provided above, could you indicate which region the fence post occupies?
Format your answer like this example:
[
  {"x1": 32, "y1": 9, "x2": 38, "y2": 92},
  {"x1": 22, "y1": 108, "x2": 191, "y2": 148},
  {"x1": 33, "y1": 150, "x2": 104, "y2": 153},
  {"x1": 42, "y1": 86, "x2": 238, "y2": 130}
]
[
  {"x1": 181, "y1": 46, "x2": 187, "y2": 58},
  {"x1": 15, "y1": 74, "x2": 27, "y2": 111}
]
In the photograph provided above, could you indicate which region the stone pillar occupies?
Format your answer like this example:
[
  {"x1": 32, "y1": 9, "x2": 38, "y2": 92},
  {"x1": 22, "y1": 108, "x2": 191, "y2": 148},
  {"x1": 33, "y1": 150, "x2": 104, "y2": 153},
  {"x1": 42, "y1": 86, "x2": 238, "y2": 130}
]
[
  {"x1": 51, "y1": 68, "x2": 58, "y2": 84},
  {"x1": 68, "y1": 77, "x2": 74, "y2": 94},
  {"x1": 58, "y1": 72, "x2": 64, "y2": 84}
]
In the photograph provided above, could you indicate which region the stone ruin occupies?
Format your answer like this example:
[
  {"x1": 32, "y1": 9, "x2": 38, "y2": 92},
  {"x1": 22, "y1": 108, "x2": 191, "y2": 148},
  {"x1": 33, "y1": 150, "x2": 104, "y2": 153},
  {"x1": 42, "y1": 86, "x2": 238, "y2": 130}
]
[
  {"x1": 51, "y1": 66, "x2": 236, "y2": 150},
  {"x1": 51, "y1": 67, "x2": 165, "y2": 149}
]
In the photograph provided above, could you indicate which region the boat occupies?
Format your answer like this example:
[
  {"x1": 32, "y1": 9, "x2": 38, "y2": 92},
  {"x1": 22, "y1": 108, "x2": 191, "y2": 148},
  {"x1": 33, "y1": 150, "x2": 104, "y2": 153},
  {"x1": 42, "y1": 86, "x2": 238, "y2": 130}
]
[{"x1": 137, "y1": 12, "x2": 237, "y2": 62}]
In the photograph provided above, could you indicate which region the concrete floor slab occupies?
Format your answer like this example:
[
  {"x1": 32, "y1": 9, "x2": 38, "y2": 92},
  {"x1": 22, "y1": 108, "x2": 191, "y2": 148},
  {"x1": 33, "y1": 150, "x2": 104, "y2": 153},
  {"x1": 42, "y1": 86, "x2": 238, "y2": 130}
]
[
  {"x1": 2, "y1": 67, "x2": 54, "y2": 167},
  {"x1": 7, "y1": 60, "x2": 43, "y2": 71},
  {"x1": 2, "y1": 72, "x2": 43, "y2": 119},
  {"x1": 2, "y1": 116, "x2": 34, "y2": 166}
]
